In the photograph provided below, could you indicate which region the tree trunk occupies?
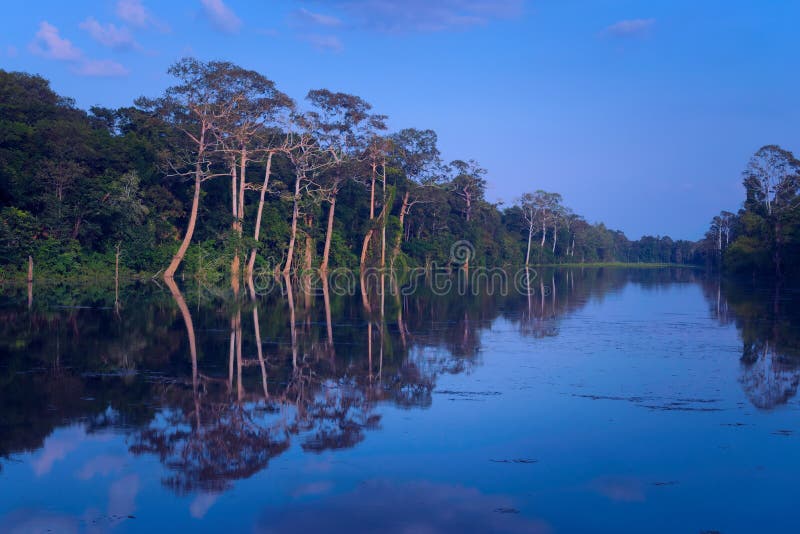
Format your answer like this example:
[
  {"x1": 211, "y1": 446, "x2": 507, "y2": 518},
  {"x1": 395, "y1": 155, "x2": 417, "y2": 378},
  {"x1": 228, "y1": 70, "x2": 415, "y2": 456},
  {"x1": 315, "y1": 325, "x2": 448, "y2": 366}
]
[
  {"x1": 540, "y1": 220, "x2": 547, "y2": 248},
  {"x1": 360, "y1": 228, "x2": 374, "y2": 269},
  {"x1": 247, "y1": 152, "x2": 273, "y2": 279},
  {"x1": 71, "y1": 215, "x2": 82, "y2": 240},
  {"x1": 552, "y1": 221, "x2": 557, "y2": 254},
  {"x1": 391, "y1": 191, "x2": 410, "y2": 266},
  {"x1": 369, "y1": 162, "x2": 376, "y2": 220},
  {"x1": 539, "y1": 215, "x2": 547, "y2": 262},
  {"x1": 361, "y1": 190, "x2": 390, "y2": 270},
  {"x1": 380, "y1": 165, "x2": 387, "y2": 269},
  {"x1": 321, "y1": 194, "x2": 336, "y2": 272},
  {"x1": 283, "y1": 174, "x2": 302, "y2": 275},
  {"x1": 774, "y1": 220, "x2": 783, "y2": 278},
  {"x1": 114, "y1": 242, "x2": 120, "y2": 310},
  {"x1": 526, "y1": 225, "x2": 533, "y2": 265},
  {"x1": 238, "y1": 146, "x2": 247, "y2": 231},
  {"x1": 303, "y1": 216, "x2": 314, "y2": 273},
  {"x1": 164, "y1": 169, "x2": 201, "y2": 279}
]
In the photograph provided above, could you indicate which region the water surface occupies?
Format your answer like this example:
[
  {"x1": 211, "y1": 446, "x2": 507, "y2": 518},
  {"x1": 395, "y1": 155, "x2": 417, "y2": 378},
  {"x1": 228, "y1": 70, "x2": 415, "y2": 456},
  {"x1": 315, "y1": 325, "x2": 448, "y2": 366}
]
[{"x1": 1, "y1": 268, "x2": 799, "y2": 533}]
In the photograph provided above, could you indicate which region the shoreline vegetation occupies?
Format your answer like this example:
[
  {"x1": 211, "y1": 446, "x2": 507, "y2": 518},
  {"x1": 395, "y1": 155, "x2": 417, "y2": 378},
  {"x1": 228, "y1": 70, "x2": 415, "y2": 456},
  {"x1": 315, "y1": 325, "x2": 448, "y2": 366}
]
[{"x1": 2, "y1": 60, "x2": 798, "y2": 288}]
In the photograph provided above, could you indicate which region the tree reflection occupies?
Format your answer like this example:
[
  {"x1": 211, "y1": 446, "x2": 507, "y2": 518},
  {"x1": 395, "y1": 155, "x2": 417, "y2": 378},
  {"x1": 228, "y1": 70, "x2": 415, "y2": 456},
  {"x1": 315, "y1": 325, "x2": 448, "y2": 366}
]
[
  {"x1": 2, "y1": 267, "x2": 710, "y2": 493},
  {"x1": 705, "y1": 279, "x2": 800, "y2": 409}
]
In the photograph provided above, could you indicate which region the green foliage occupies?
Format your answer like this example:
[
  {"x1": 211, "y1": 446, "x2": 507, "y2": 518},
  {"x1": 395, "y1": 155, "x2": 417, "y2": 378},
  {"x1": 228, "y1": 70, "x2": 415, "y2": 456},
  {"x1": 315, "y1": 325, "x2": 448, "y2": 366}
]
[
  {"x1": 0, "y1": 66, "x2": 704, "y2": 279},
  {"x1": 705, "y1": 145, "x2": 800, "y2": 278}
]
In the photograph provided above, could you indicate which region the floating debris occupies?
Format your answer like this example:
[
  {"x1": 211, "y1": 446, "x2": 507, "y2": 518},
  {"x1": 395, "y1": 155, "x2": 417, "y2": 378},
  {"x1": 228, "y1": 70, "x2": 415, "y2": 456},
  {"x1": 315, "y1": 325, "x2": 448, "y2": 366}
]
[{"x1": 436, "y1": 390, "x2": 502, "y2": 396}]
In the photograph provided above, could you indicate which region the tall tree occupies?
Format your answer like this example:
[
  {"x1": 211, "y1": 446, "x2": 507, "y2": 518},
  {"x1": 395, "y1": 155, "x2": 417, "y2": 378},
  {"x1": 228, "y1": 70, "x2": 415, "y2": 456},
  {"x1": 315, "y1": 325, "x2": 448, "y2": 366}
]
[
  {"x1": 211, "y1": 65, "x2": 292, "y2": 286},
  {"x1": 389, "y1": 128, "x2": 443, "y2": 266},
  {"x1": 450, "y1": 159, "x2": 486, "y2": 223},
  {"x1": 305, "y1": 89, "x2": 373, "y2": 272},
  {"x1": 142, "y1": 58, "x2": 231, "y2": 280},
  {"x1": 742, "y1": 145, "x2": 800, "y2": 276}
]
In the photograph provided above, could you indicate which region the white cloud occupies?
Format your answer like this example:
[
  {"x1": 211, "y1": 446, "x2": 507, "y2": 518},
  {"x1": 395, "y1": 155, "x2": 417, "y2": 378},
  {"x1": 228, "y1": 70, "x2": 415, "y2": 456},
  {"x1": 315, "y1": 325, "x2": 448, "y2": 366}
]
[
  {"x1": 294, "y1": 8, "x2": 342, "y2": 28},
  {"x1": 79, "y1": 17, "x2": 139, "y2": 49},
  {"x1": 108, "y1": 474, "x2": 140, "y2": 519},
  {"x1": 76, "y1": 454, "x2": 128, "y2": 480},
  {"x1": 28, "y1": 21, "x2": 131, "y2": 77},
  {"x1": 190, "y1": 493, "x2": 221, "y2": 519},
  {"x1": 324, "y1": 0, "x2": 523, "y2": 33},
  {"x1": 117, "y1": 0, "x2": 148, "y2": 26},
  {"x1": 116, "y1": 0, "x2": 170, "y2": 32},
  {"x1": 28, "y1": 21, "x2": 82, "y2": 61},
  {"x1": 603, "y1": 18, "x2": 655, "y2": 38},
  {"x1": 73, "y1": 59, "x2": 130, "y2": 77},
  {"x1": 200, "y1": 0, "x2": 242, "y2": 34}
]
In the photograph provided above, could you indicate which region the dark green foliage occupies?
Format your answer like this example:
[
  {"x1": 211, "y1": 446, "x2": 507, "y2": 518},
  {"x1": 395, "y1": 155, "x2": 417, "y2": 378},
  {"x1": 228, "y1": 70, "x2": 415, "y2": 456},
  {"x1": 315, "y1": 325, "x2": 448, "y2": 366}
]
[
  {"x1": 0, "y1": 67, "x2": 702, "y2": 280},
  {"x1": 704, "y1": 145, "x2": 800, "y2": 278}
]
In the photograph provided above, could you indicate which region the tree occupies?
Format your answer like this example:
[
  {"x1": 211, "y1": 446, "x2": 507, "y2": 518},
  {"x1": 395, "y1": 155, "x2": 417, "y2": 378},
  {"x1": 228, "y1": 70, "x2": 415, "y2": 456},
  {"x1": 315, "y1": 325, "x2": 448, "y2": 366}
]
[
  {"x1": 142, "y1": 58, "x2": 230, "y2": 280},
  {"x1": 359, "y1": 124, "x2": 391, "y2": 270},
  {"x1": 305, "y1": 89, "x2": 373, "y2": 272},
  {"x1": 518, "y1": 193, "x2": 539, "y2": 266},
  {"x1": 389, "y1": 128, "x2": 443, "y2": 266},
  {"x1": 212, "y1": 65, "x2": 292, "y2": 287},
  {"x1": 282, "y1": 113, "x2": 329, "y2": 275},
  {"x1": 741, "y1": 145, "x2": 800, "y2": 276},
  {"x1": 450, "y1": 159, "x2": 486, "y2": 223}
]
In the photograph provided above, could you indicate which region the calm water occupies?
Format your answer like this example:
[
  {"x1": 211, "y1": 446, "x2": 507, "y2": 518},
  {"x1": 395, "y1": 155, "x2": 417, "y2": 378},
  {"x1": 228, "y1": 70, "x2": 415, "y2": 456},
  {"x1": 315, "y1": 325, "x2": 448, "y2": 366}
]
[{"x1": 1, "y1": 268, "x2": 799, "y2": 533}]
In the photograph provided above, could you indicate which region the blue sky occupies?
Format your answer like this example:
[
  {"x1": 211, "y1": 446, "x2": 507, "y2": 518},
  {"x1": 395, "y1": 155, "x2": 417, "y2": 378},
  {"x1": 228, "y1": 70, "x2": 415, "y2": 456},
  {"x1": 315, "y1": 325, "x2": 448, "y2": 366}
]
[{"x1": 2, "y1": 0, "x2": 798, "y2": 240}]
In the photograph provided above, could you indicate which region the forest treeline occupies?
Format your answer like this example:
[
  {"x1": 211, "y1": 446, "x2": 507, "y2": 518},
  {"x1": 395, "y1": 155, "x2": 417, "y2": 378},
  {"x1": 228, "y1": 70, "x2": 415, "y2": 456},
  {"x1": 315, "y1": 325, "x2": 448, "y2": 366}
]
[
  {"x1": 2, "y1": 61, "x2": 709, "y2": 282},
  {"x1": 705, "y1": 145, "x2": 800, "y2": 278}
]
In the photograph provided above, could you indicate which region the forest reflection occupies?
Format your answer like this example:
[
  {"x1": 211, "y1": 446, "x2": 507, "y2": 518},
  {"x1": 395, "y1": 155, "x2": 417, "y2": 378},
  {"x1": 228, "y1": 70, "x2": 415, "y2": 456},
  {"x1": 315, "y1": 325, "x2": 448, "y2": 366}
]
[
  {"x1": 2, "y1": 267, "x2": 799, "y2": 491},
  {"x1": 702, "y1": 278, "x2": 800, "y2": 410}
]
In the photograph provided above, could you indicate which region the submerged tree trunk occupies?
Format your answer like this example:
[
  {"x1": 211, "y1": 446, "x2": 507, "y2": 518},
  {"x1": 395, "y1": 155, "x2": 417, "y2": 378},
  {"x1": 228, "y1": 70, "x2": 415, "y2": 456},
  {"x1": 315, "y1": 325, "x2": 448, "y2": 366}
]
[
  {"x1": 322, "y1": 275, "x2": 334, "y2": 354},
  {"x1": 253, "y1": 306, "x2": 268, "y2": 399},
  {"x1": 165, "y1": 276, "x2": 198, "y2": 394}
]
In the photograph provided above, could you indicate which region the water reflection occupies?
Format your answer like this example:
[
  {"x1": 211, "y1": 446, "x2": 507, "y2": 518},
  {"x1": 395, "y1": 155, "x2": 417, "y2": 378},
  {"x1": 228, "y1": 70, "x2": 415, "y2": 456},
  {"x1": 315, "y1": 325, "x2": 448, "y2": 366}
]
[
  {"x1": 703, "y1": 278, "x2": 800, "y2": 409},
  {"x1": 2, "y1": 267, "x2": 800, "y2": 501}
]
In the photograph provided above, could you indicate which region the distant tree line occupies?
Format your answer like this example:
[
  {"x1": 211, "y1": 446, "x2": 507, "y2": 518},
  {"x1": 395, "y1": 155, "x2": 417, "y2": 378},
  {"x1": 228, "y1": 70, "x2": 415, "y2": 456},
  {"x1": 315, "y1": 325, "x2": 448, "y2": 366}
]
[
  {"x1": 704, "y1": 145, "x2": 800, "y2": 278},
  {"x1": 0, "y1": 62, "x2": 703, "y2": 282}
]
